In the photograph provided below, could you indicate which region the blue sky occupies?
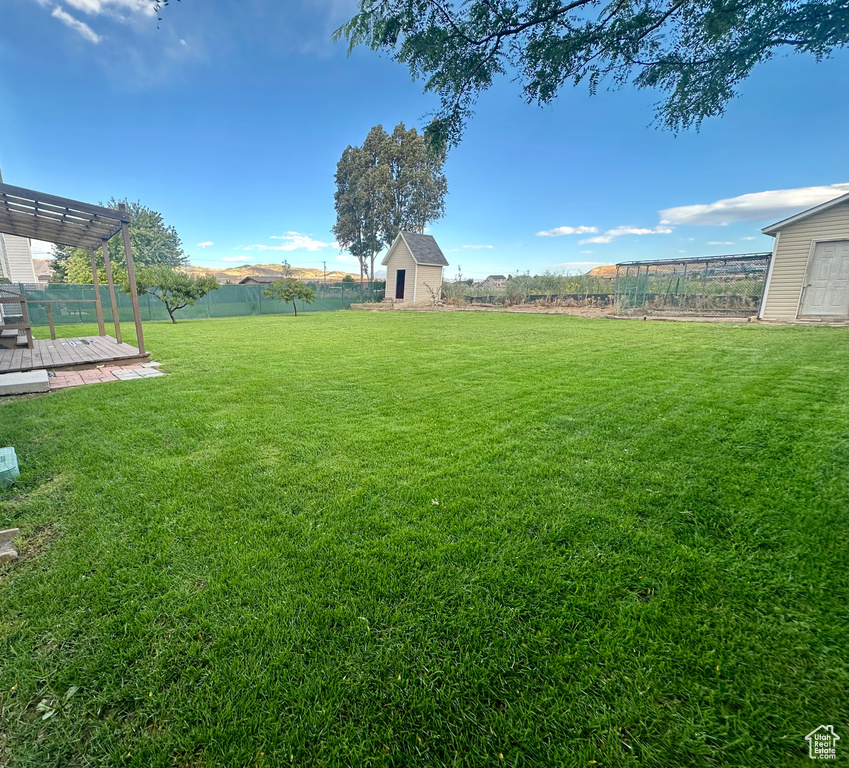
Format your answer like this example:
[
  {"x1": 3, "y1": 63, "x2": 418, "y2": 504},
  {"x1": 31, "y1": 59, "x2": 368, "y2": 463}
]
[{"x1": 2, "y1": 0, "x2": 848, "y2": 279}]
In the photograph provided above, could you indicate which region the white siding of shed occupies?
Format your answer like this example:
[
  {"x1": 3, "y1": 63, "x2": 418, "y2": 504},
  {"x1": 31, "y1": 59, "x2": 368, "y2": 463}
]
[
  {"x1": 386, "y1": 239, "x2": 417, "y2": 301},
  {"x1": 761, "y1": 200, "x2": 849, "y2": 320},
  {"x1": 414, "y1": 265, "x2": 443, "y2": 303}
]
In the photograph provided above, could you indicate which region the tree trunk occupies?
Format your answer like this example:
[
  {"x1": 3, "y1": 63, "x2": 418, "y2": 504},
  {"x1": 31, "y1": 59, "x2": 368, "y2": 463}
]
[
  {"x1": 166, "y1": 304, "x2": 177, "y2": 323},
  {"x1": 292, "y1": 300, "x2": 298, "y2": 317}
]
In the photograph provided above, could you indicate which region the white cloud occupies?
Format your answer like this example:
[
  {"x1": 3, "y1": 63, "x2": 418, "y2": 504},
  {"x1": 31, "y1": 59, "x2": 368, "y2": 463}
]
[
  {"x1": 707, "y1": 241, "x2": 735, "y2": 246},
  {"x1": 580, "y1": 250, "x2": 594, "y2": 254},
  {"x1": 221, "y1": 257, "x2": 254, "y2": 262},
  {"x1": 63, "y1": 0, "x2": 156, "y2": 17},
  {"x1": 462, "y1": 244, "x2": 494, "y2": 249},
  {"x1": 741, "y1": 236, "x2": 758, "y2": 241},
  {"x1": 51, "y1": 6, "x2": 102, "y2": 42},
  {"x1": 248, "y1": 232, "x2": 334, "y2": 252},
  {"x1": 580, "y1": 225, "x2": 673, "y2": 244},
  {"x1": 659, "y1": 183, "x2": 849, "y2": 226},
  {"x1": 536, "y1": 226, "x2": 599, "y2": 237},
  {"x1": 197, "y1": 241, "x2": 214, "y2": 249}
]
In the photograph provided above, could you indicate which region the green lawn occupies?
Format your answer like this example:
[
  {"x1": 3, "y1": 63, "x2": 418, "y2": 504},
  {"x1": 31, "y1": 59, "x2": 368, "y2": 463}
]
[{"x1": 1, "y1": 312, "x2": 847, "y2": 767}]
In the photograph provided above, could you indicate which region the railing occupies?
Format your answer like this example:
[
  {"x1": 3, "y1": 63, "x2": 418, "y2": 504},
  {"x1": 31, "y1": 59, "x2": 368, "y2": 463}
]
[
  {"x1": 23, "y1": 299, "x2": 98, "y2": 340},
  {"x1": 0, "y1": 287, "x2": 34, "y2": 349}
]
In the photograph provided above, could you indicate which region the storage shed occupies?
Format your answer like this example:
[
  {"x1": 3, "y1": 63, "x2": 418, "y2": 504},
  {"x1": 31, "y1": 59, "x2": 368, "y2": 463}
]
[
  {"x1": 760, "y1": 192, "x2": 849, "y2": 321},
  {"x1": 381, "y1": 232, "x2": 448, "y2": 304}
]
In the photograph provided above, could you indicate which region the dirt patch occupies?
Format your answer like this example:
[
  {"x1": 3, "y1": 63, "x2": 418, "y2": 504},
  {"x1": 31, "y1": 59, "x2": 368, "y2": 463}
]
[{"x1": 353, "y1": 302, "x2": 617, "y2": 318}]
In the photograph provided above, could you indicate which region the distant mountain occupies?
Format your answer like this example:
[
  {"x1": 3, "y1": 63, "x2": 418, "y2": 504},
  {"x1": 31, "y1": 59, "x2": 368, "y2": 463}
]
[
  {"x1": 34, "y1": 258, "x2": 369, "y2": 284},
  {"x1": 585, "y1": 264, "x2": 617, "y2": 279},
  {"x1": 185, "y1": 263, "x2": 364, "y2": 283}
]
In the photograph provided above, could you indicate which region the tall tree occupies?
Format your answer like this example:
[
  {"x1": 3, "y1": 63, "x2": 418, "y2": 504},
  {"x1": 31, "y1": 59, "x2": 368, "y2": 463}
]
[
  {"x1": 333, "y1": 123, "x2": 447, "y2": 281},
  {"x1": 332, "y1": 142, "x2": 383, "y2": 284},
  {"x1": 379, "y1": 123, "x2": 448, "y2": 243},
  {"x1": 335, "y1": 1, "x2": 849, "y2": 147},
  {"x1": 52, "y1": 199, "x2": 187, "y2": 283}
]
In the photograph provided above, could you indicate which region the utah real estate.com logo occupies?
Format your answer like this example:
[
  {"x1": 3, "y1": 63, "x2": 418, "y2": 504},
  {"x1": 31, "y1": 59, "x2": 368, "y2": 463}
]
[{"x1": 806, "y1": 725, "x2": 839, "y2": 760}]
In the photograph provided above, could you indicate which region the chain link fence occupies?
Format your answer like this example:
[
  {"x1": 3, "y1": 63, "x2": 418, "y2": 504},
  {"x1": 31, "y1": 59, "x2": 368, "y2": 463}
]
[
  {"x1": 11, "y1": 282, "x2": 385, "y2": 327},
  {"x1": 614, "y1": 254, "x2": 771, "y2": 316}
]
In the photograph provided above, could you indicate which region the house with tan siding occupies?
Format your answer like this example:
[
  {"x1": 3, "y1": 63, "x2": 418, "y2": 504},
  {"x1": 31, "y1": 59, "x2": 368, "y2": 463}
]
[
  {"x1": 381, "y1": 232, "x2": 448, "y2": 304},
  {"x1": 760, "y1": 192, "x2": 849, "y2": 321}
]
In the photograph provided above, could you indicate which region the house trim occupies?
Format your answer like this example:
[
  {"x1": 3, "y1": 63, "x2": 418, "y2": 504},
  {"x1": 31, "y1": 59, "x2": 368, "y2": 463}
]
[{"x1": 758, "y1": 232, "x2": 779, "y2": 319}]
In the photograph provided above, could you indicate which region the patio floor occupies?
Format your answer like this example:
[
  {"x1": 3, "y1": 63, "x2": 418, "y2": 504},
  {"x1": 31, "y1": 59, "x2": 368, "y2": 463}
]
[{"x1": 0, "y1": 336, "x2": 149, "y2": 374}]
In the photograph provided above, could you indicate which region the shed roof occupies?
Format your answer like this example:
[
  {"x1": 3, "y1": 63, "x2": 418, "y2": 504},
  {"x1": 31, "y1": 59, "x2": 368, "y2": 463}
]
[
  {"x1": 381, "y1": 232, "x2": 449, "y2": 267},
  {"x1": 762, "y1": 191, "x2": 849, "y2": 236},
  {"x1": 485, "y1": 274, "x2": 507, "y2": 280},
  {"x1": 0, "y1": 182, "x2": 128, "y2": 251}
]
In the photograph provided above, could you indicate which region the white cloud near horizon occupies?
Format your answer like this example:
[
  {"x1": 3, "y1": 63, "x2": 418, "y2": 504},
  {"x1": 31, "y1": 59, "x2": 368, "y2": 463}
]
[
  {"x1": 708, "y1": 241, "x2": 735, "y2": 246},
  {"x1": 462, "y1": 244, "x2": 494, "y2": 249},
  {"x1": 241, "y1": 232, "x2": 334, "y2": 252},
  {"x1": 197, "y1": 241, "x2": 214, "y2": 249},
  {"x1": 660, "y1": 183, "x2": 849, "y2": 226},
  {"x1": 51, "y1": 6, "x2": 102, "y2": 42},
  {"x1": 580, "y1": 225, "x2": 673, "y2": 244},
  {"x1": 536, "y1": 226, "x2": 598, "y2": 237}
]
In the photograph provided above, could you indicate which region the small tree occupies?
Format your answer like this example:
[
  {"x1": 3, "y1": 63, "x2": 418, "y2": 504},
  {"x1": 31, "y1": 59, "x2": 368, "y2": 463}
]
[
  {"x1": 263, "y1": 278, "x2": 316, "y2": 317},
  {"x1": 122, "y1": 265, "x2": 220, "y2": 323},
  {"x1": 341, "y1": 274, "x2": 356, "y2": 284}
]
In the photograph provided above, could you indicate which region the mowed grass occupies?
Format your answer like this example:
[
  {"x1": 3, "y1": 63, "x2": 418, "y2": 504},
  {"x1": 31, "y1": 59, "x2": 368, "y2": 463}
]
[{"x1": 1, "y1": 312, "x2": 848, "y2": 767}]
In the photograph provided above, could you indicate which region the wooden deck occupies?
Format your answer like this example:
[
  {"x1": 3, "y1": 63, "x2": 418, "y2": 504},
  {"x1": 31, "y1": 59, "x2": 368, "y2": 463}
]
[{"x1": 0, "y1": 336, "x2": 148, "y2": 374}]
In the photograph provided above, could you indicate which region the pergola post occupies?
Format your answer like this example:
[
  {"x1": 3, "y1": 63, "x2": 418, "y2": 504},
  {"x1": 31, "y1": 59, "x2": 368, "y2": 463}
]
[
  {"x1": 118, "y1": 203, "x2": 145, "y2": 355},
  {"x1": 89, "y1": 249, "x2": 106, "y2": 337},
  {"x1": 101, "y1": 238, "x2": 122, "y2": 343}
]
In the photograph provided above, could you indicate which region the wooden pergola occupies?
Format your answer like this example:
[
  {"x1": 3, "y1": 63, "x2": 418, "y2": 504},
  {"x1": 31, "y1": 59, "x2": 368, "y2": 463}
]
[{"x1": 0, "y1": 179, "x2": 145, "y2": 354}]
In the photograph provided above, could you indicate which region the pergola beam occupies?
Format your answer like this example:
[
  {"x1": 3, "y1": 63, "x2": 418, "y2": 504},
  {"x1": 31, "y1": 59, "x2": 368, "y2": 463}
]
[
  {"x1": 102, "y1": 238, "x2": 122, "y2": 344},
  {"x1": 89, "y1": 249, "x2": 106, "y2": 337},
  {"x1": 0, "y1": 183, "x2": 130, "y2": 222},
  {"x1": 0, "y1": 183, "x2": 126, "y2": 251},
  {"x1": 0, "y1": 181, "x2": 143, "y2": 356},
  {"x1": 0, "y1": 206, "x2": 119, "y2": 251},
  {"x1": 119, "y1": 203, "x2": 145, "y2": 355}
]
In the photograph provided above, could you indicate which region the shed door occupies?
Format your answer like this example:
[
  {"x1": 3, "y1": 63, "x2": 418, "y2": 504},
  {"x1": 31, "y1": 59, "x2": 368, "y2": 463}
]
[
  {"x1": 800, "y1": 241, "x2": 849, "y2": 317},
  {"x1": 395, "y1": 269, "x2": 406, "y2": 299}
]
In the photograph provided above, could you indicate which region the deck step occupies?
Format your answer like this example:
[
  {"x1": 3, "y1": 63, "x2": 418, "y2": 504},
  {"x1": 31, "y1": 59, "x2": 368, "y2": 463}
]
[
  {"x1": 0, "y1": 329, "x2": 17, "y2": 338},
  {"x1": 0, "y1": 370, "x2": 49, "y2": 396},
  {"x1": 16, "y1": 335, "x2": 29, "y2": 347}
]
